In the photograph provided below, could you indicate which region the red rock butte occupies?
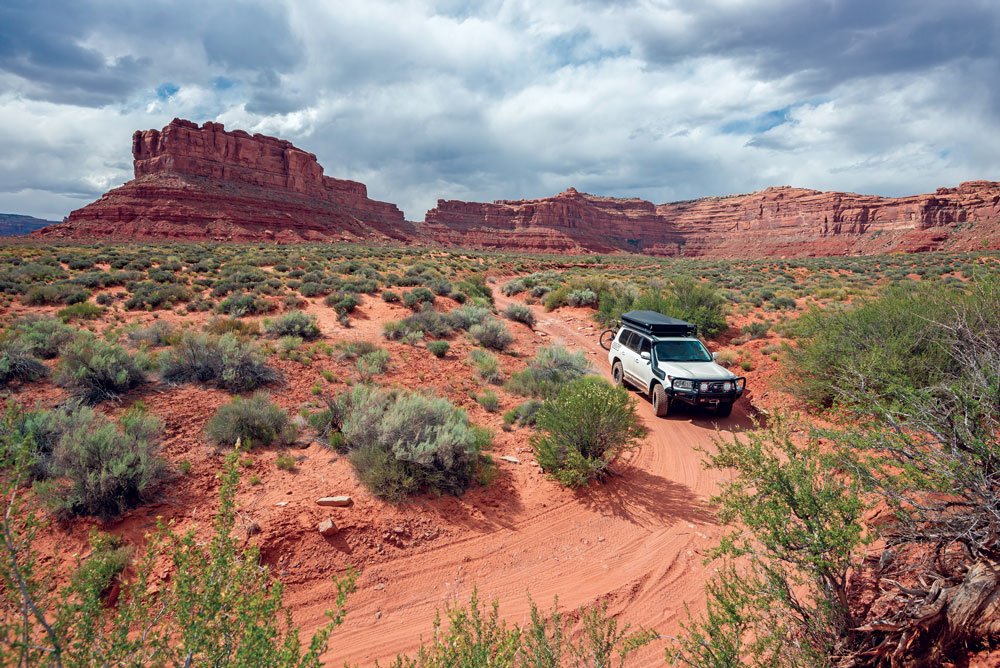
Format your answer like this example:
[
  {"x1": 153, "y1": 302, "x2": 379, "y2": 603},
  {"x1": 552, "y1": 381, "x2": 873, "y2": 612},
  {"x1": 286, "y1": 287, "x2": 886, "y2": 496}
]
[
  {"x1": 34, "y1": 118, "x2": 1000, "y2": 257},
  {"x1": 36, "y1": 118, "x2": 413, "y2": 243}
]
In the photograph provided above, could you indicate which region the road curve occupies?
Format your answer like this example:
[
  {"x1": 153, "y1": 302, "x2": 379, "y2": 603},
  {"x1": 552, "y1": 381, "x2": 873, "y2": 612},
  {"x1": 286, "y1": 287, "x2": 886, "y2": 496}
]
[{"x1": 294, "y1": 291, "x2": 751, "y2": 666}]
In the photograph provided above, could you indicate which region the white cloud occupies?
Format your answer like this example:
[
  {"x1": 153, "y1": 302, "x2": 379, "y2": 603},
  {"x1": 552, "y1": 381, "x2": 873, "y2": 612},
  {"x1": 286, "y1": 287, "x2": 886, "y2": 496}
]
[{"x1": 1, "y1": 0, "x2": 998, "y2": 221}]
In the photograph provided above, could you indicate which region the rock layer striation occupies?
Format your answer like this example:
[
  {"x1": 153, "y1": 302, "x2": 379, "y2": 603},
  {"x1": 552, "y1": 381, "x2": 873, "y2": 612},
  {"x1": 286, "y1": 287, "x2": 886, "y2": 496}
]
[
  {"x1": 422, "y1": 184, "x2": 1000, "y2": 257},
  {"x1": 36, "y1": 118, "x2": 411, "y2": 243}
]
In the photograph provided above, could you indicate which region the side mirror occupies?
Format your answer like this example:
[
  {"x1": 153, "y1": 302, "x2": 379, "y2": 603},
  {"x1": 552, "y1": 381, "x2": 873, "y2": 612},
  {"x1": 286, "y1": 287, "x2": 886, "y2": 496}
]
[
  {"x1": 640, "y1": 351, "x2": 651, "y2": 361},
  {"x1": 711, "y1": 352, "x2": 718, "y2": 360}
]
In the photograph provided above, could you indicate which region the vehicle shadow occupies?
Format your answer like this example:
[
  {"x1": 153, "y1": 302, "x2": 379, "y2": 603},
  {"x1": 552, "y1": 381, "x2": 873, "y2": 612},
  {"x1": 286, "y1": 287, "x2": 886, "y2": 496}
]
[{"x1": 575, "y1": 466, "x2": 716, "y2": 529}]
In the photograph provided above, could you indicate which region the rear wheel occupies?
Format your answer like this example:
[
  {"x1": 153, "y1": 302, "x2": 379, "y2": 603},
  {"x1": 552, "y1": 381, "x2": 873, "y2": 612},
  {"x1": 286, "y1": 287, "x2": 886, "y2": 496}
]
[
  {"x1": 612, "y1": 360, "x2": 624, "y2": 387},
  {"x1": 599, "y1": 329, "x2": 616, "y2": 350},
  {"x1": 652, "y1": 383, "x2": 670, "y2": 417},
  {"x1": 716, "y1": 401, "x2": 733, "y2": 417}
]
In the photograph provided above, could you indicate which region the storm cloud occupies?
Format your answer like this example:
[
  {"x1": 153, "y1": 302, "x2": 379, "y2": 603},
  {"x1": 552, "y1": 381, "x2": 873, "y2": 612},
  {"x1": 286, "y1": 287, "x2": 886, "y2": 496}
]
[{"x1": 1, "y1": 0, "x2": 998, "y2": 221}]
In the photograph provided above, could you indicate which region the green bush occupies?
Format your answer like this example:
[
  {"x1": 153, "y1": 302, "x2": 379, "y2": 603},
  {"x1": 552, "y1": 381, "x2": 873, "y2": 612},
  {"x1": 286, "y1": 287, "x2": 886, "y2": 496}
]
[
  {"x1": 506, "y1": 345, "x2": 590, "y2": 399},
  {"x1": 403, "y1": 287, "x2": 436, "y2": 310},
  {"x1": 217, "y1": 292, "x2": 272, "y2": 317},
  {"x1": 205, "y1": 393, "x2": 296, "y2": 448},
  {"x1": 785, "y1": 284, "x2": 956, "y2": 406},
  {"x1": 382, "y1": 290, "x2": 401, "y2": 303},
  {"x1": 468, "y1": 349, "x2": 502, "y2": 384},
  {"x1": 448, "y1": 304, "x2": 492, "y2": 330},
  {"x1": 55, "y1": 335, "x2": 147, "y2": 404},
  {"x1": 36, "y1": 404, "x2": 167, "y2": 518},
  {"x1": 503, "y1": 399, "x2": 543, "y2": 429},
  {"x1": 427, "y1": 340, "x2": 451, "y2": 358},
  {"x1": 356, "y1": 348, "x2": 390, "y2": 382},
  {"x1": 7, "y1": 316, "x2": 76, "y2": 358},
  {"x1": 385, "y1": 308, "x2": 454, "y2": 340},
  {"x1": 0, "y1": 343, "x2": 47, "y2": 387},
  {"x1": 476, "y1": 390, "x2": 500, "y2": 413},
  {"x1": 597, "y1": 277, "x2": 728, "y2": 338},
  {"x1": 160, "y1": 332, "x2": 280, "y2": 393},
  {"x1": 124, "y1": 282, "x2": 191, "y2": 310},
  {"x1": 127, "y1": 321, "x2": 176, "y2": 347},
  {"x1": 57, "y1": 302, "x2": 103, "y2": 322},
  {"x1": 264, "y1": 311, "x2": 321, "y2": 340},
  {"x1": 469, "y1": 318, "x2": 513, "y2": 351},
  {"x1": 503, "y1": 303, "x2": 536, "y2": 328},
  {"x1": 532, "y1": 377, "x2": 646, "y2": 487},
  {"x1": 337, "y1": 386, "x2": 492, "y2": 500}
]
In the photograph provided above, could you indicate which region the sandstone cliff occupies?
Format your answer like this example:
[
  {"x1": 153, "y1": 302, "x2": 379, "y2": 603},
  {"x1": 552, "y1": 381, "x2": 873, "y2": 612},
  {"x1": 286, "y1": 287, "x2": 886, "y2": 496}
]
[
  {"x1": 421, "y1": 182, "x2": 1000, "y2": 257},
  {"x1": 36, "y1": 118, "x2": 412, "y2": 243}
]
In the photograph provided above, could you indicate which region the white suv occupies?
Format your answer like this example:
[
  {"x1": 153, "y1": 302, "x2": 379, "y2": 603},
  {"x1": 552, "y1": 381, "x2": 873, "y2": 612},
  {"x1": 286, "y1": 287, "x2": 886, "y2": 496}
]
[{"x1": 607, "y1": 310, "x2": 745, "y2": 417}]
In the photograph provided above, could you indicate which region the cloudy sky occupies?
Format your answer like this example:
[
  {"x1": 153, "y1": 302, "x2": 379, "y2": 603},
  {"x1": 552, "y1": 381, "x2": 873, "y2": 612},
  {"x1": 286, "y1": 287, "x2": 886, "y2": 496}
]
[{"x1": 2, "y1": 0, "x2": 999, "y2": 221}]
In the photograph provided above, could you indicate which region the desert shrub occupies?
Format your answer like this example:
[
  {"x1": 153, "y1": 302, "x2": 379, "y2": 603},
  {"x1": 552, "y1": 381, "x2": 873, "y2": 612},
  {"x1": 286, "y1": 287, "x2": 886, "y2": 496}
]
[
  {"x1": 0, "y1": 343, "x2": 47, "y2": 387},
  {"x1": 356, "y1": 348, "x2": 390, "y2": 382},
  {"x1": 217, "y1": 292, "x2": 272, "y2": 317},
  {"x1": 337, "y1": 385, "x2": 492, "y2": 500},
  {"x1": 785, "y1": 284, "x2": 956, "y2": 406},
  {"x1": 325, "y1": 291, "x2": 360, "y2": 316},
  {"x1": 55, "y1": 335, "x2": 147, "y2": 404},
  {"x1": 448, "y1": 304, "x2": 492, "y2": 330},
  {"x1": 24, "y1": 283, "x2": 90, "y2": 306},
  {"x1": 160, "y1": 332, "x2": 279, "y2": 393},
  {"x1": 741, "y1": 321, "x2": 770, "y2": 340},
  {"x1": 428, "y1": 279, "x2": 452, "y2": 296},
  {"x1": 205, "y1": 393, "x2": 296, "y2": 448},
  {"x1": 8, "y1": 316, "x2": 76, "y2": 358},
  {"x1": 532, "y1": 377, "x2": 646, "y2": 487},
  {"x1": 501, "y1": 279, "x2": 526, "y2": 296},
  {"x1": 382, "y1": 290, "x2": 401, "y2": 303},
  {"x1": 36, "y1": 404, "x2": 167, "y2": 518},
  {"x1": 455, "y1": 274, "x2": 494, "y2": 305},
  {"x1": 335, "y1": 340, "x2": 380, "y2": 360},
  {"x1": 124, "y1": 282, "x2": 191, "y2": 310},
  {"x1": 469, "y1": 349, "x2": 502, "y2": 384},
  {"x1": 57, "y1": 302, "x2": 103, "y2": 322},
  {"x1": 427, "y1": 340, "x2": 450, "y2": 358},
  {"x1": 403, "y1": 287, "x2": 436, "y2": 310},
  {"x1": 204, "y1": 317, "x2": 260, "y2": 337},
  {"x1": 469, "y1": 318, "x2": 513, "y2": 351},
  {"x1": 127, "y1": 321, "x2": 176, "y2": 347},
  {"x1": 385, "y1": 308, "x2": 454, "y2": 341},
  {"x1": 264, "y1": 311, "x2": 321, "y2": 340},
  {"x1": 506, "y1": 345, "x2": 590, "y2": 399},
  {"x1": 297, "y1": 281, "x2": 326, "y2": 297},
  {"x1": 503, "y1": 303, "x2": 536, "y2": 328},
  {"x1": 275, "y1": 452, "x2": 297, "y2": 472},
  {"x1": 503, "y1": 399, "x2": 543, "y2": 429},
  {"x1": 476, "y1": 390, "x2": 500, "y2": 413},
  {"x1": 565, "y1": 288, "x2": 598, "y2": 307}
]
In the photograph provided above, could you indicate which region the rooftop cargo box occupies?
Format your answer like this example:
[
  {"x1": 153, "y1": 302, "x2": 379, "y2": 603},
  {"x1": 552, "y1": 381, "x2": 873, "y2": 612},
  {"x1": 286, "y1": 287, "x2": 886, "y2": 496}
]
[{"x1": 620, "y1": 310, "x2": 698, "y2": 337}]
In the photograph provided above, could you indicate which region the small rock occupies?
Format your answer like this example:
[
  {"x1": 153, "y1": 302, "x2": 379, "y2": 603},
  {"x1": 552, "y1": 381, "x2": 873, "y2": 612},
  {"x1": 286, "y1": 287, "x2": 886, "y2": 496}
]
[
  {"x1": 316, "y1": 496, "x2": 353, "y2": 507},
  {"x1": 500, "y1": 455, "x2": 521, "y2": 464},
  {"x1": 374, "y1": 610, "x2": 382, "y2": 620},
  {"x1": 318, "y1": 519, "x2": 338, "y2": 536},
  {"x1": 374, "y1": 582, "x2": 386, "y2": 591},
  {"x1": 274, "y1": 501, "x2": 289, "y2": 507}
]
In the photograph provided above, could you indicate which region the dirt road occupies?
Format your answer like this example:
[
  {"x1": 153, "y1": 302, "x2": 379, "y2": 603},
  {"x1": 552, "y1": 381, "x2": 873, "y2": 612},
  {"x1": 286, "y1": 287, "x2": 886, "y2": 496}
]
[{"x1": 294, "y1": 293, "x2": 751, "y2": 666}]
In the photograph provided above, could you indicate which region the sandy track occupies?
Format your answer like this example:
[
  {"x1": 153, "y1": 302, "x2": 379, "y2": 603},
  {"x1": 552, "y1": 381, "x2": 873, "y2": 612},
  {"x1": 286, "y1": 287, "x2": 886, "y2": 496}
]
[{"x1": 292, "y1": 293, "x2": 751, "y2": 666}]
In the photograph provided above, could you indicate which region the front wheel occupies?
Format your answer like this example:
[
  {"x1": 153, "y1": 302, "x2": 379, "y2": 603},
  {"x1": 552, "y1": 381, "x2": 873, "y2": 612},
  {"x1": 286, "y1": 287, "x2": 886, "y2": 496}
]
[
  {"x1": 612, "y1": 361, "x2": 624, "y2": 387},
  {"x1": 599, "y1": 329, "x2": 616, "y2": 350},
  {"x1": 651, "y1": 383, "x2": 670, "y2": 417}
]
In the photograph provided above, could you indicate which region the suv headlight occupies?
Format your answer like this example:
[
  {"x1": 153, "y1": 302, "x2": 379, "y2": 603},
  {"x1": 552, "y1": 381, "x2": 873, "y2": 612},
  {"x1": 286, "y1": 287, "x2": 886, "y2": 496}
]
[
  {"x1": 673, "y1": 379, "x2": 694, "y2": 391},
  {"x1": 699, "y1": 382, "x2": 709, "y2": 392},
  {"x1": 722, "y1": 381, "x2": 732, "y2": 391}
]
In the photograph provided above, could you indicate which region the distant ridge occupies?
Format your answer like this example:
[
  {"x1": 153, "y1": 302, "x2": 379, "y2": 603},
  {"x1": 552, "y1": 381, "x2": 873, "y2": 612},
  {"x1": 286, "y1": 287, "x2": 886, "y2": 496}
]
[{"x1": 0, "y1": 213, "x2": 58, "y2": 236}]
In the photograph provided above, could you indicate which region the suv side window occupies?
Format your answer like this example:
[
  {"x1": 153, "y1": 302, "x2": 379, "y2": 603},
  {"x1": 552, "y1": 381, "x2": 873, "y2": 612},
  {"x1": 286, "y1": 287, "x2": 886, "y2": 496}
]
[
  {"x1": 618, "y1": 330, "x2": 635, "y2": 350},
  {"x1": 638, "y1": 337, "x2": 651, "y2": 355}
]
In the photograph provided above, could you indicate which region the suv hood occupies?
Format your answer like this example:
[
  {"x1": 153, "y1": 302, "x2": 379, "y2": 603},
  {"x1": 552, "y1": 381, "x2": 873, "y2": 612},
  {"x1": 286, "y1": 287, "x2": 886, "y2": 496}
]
[{"x1": 657, "y1": 360, "x2": 734, "y2": 380}]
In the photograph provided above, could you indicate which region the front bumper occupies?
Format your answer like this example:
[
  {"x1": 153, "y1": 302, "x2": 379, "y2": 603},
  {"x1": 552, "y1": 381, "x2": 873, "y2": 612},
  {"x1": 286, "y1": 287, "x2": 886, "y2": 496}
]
[{"x1": 668, "y1": 377, "x2": 746, "y2": 406}]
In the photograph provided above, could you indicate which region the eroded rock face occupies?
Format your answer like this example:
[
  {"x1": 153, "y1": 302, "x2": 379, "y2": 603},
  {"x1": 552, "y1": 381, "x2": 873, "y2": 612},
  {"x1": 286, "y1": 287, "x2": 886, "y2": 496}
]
[
  {"x1": 36, "y1": 118, "x2": 412, "y2": 243},
  {"x1": 422, "y1": 183, "x2": 1000, "y2": 257}
]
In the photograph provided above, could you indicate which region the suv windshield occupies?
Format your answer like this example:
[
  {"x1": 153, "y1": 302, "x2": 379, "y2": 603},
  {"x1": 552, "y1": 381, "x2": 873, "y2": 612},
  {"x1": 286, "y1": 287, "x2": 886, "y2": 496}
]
[{"x1": 654, "y1": 340, "x2": 712, "y2": 363}]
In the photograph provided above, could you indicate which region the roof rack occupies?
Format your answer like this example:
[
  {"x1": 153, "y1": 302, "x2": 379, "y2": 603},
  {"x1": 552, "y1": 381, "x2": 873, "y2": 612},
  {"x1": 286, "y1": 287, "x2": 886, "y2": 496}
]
[{"x1": 620, "y1": 310, "x2": 698, "y2": 337}]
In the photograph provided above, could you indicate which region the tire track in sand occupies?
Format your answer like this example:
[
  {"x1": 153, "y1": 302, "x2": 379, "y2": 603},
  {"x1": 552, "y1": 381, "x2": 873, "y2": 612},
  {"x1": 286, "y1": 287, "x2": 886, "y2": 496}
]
[{"x1": 291, "y1": 292, "x2": 751, "y2": 666}]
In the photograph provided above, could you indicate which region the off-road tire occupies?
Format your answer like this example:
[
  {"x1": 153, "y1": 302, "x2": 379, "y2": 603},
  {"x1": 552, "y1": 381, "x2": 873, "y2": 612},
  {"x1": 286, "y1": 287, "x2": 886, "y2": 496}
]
[
  {"x1": 716, "y1": 401, "x2": 733, "y2": 417},
  {"x1": 611, "y1": 360, "x2": 625, "y2": 387},
  {"x1": 652, "y1": 383, "x2": 670, "y2": 417}
]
